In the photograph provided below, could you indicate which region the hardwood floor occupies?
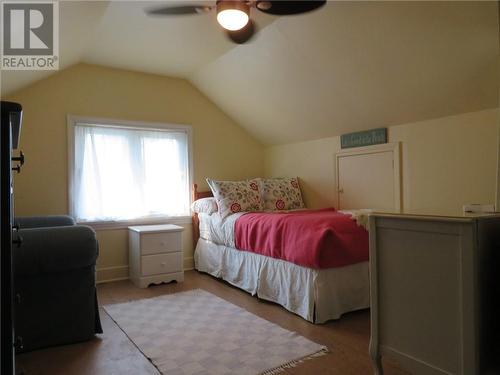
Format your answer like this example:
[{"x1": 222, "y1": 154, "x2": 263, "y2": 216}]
[{"x1": 16, "y1": 270, "x2": 409, "y2": 375}]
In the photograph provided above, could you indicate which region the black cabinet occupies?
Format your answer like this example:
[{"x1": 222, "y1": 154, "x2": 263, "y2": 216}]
[{"x1": 1, "y1": 101, "x2": 23, "y2": 375}]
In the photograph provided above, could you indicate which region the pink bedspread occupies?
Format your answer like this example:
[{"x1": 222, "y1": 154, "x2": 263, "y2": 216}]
[{"x1": 234, "y1": 208, "x2": 368, "y2": 269}]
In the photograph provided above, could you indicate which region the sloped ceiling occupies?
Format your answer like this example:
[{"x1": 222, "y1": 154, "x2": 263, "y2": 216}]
[
  {"x1": 0, "y1": 1, "x2": 110, "y2": 96},
  {"x1": 191, "y1": 1, "x2": 499, "y2": 144},
  {"x1": 82, "y1": 1, "x2": 275, "y2": 77},
  {"x1": 1, "y1": 1, "x2": 498, "y2": 145}
]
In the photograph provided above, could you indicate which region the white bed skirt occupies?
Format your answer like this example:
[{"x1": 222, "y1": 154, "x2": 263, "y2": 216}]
[{"x1": 194, "y1": 238, "x2": 370, "y2": 323}]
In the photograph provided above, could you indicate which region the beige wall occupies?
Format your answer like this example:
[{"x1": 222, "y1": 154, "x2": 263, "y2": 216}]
[
  {"x1": 265, "y1": 109, "x2": 499, "y2": 214},
  {"x1": 6, "y1": 63, "x2": 264, "y2": 282},
  {"x1": 7, "y1": 62, "x2": 499, "y2": 282}
]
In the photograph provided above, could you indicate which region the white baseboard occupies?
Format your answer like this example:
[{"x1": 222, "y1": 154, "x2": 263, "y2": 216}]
[
  {"x1": 381, "y1": 346, "x2": 449, "y2": 375},
  {"x1": 96, "y1": 265, "x2": 129, "y2": 284},
  {"x1": 97, "y1": 258, "x2": 194, "y2": 284},
  {"x1": 184, "y1": 257, "x2": 194, "y2": 271},
  {"x1": 97, "y1": 276, "x2": 129, "y2": 284}
]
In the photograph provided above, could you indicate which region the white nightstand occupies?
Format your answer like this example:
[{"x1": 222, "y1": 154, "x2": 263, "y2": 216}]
[{"x1": 128, "y1": 224, "x2": 184, "y2": 288}]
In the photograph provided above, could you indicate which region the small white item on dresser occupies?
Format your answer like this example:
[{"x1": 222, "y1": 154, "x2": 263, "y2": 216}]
[
  {"x1": 128, "y1": 224, "x2": 184, "y2": 288},
  {"x1": 462, "y1": 203, "x2": 495, "y2": 213}
]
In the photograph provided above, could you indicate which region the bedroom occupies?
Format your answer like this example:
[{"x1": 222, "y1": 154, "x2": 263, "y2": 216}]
[{"x1": 0, "y1": 1, "x2": 499, "y2": 374}]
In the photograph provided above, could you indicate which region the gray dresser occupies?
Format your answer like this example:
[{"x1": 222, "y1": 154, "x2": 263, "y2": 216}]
[{"x1": 369, "y1": 212, "x2": 500, "y2": 375}]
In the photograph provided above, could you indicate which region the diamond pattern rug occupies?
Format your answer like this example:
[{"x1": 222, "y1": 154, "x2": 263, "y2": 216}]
[{"x1": 104, "y1": 289, "x2": 327, "y2": 375}]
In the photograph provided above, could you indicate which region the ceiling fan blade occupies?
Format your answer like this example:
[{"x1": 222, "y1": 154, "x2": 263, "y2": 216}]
[
  {"x1": 145, "y1": 5, "x2": 212, "y2": 16},
  {"x1": 226, "y1": 20, "x2": 256, "y2": 44},
  {"x1": 256, "y1": 0, "x2": 326, "y2": 15}
]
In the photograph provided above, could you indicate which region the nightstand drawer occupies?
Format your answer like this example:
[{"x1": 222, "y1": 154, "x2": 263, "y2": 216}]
[
  {"x1": 141, "y1": 252, "x2": 182, "y2": 276},
  {"x1": 141, "y1": 232, "x2": 182, "y2": 255}
]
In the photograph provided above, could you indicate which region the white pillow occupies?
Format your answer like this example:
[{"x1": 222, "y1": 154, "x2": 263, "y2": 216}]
[{"x1": 191, "y1": 198, "x2": 218, "y2": 215}]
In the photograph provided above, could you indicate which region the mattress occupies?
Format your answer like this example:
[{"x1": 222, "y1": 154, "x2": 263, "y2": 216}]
[
  {"x1": 199, "y1": 209, "x2": 370, "y2": 247},
  {"x1": 198, "y1": 211, "x2": 243, "y2": 247},
  {"x1": 195, "y1": 210, "x2": 371, "y2": 322},
  {"x1": 199, "y1": 209, "x2": 370, "y2": 269}
]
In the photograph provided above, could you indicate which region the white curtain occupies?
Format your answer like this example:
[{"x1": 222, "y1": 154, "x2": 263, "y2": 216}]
[{"x1": 73, "y1": 124, "x2": 190, "y2": 222}]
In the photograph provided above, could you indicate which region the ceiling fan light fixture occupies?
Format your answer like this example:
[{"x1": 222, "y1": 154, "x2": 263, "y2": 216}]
[{"x1": 216, "y1": 0, "x2": 249, "y2": 31}]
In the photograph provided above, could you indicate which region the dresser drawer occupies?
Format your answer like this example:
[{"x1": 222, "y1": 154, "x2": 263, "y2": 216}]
[
  {"x1": 141, "y1": 232, "x2": 182, "y2": 255},
  {"x1": 141, "y1": 252, "x2": 182, "y2": 276}
]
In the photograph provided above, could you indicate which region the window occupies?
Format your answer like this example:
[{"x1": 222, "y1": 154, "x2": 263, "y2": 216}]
[{"x1": 68, "y1": 117, "x2": 192, "y2": 224}]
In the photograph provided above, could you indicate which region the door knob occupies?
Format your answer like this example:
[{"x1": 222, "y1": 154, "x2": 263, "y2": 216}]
[{"x1": 338, "y1": 188, "x2": 344, "y2": 194}]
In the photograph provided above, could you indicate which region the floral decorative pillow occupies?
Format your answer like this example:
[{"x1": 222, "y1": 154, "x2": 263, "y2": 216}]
[
  {"x1": 261, "y1": 177, "x2": 305, "y2": 211},
  {"x1": 206, "y1": 178, "x2": 262, "y2": 218}
]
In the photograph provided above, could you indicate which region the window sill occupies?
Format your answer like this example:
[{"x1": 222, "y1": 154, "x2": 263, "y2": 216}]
[{"x1": 78, "y1": 216, "x2": 192, "y2": 231}]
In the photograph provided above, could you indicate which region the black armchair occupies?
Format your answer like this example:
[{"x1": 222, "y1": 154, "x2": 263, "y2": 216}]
[{"x1": 13, "y1": 215, "x2": 102, "y2": 353}]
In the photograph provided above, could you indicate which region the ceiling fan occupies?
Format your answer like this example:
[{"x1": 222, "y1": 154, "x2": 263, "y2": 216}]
[{"x1": 145, "y1": 0, "x2": 326, "y2": 44}]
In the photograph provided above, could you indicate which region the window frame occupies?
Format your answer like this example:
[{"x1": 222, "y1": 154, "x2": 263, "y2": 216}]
[{"x1": 67, "y1": 115, "x2": 193, "y2": 230}]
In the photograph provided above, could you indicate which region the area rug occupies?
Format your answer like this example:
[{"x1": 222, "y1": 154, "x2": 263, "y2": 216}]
[{"x1": 104, "y1": 289, "x2": 327, "y2": 375}]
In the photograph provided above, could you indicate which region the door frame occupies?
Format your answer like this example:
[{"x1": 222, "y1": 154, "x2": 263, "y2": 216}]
[{"x1": 335, "y1": 142, "x2": 401, "y2": 210}]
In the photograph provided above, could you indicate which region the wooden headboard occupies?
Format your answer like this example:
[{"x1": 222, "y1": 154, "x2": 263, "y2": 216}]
[
  {"x1": 191, "y1": 184, "x2": 213, "y2": 249},
  {"x1": 192, "y1": 183, "x2": 213, "y2": 201}
]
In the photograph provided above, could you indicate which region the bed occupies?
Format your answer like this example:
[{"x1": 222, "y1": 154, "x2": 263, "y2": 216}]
[{"x1": 192, "y1": 183, "x2": 370, "y2": 324}]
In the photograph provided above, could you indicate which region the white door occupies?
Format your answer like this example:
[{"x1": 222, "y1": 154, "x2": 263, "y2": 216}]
[{"x1": 337, "y1": 148, "x2": 397, "y2": 210}]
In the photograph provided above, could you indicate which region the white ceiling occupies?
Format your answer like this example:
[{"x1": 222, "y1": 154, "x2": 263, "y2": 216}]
[
  {"x1": 2, "y1": 1, "x2": 498, "y2": 145},
  {"x1": 1, "y1": 1, "x2": 109, "y2": 97},
  {"x1": 83, "y1": 1, "x2": 276, "y2": 77}
]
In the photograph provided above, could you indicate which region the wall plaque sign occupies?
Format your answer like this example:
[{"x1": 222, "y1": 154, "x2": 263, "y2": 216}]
[{"x1": 340, "y1": 128, "x2": 387, "y2": 149}]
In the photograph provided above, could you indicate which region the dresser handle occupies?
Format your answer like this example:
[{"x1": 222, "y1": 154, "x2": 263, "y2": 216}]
[
  {"x1": 12, "y1": 151, "x2": 25, "y2": 166},
  {"x1": 161, "y1": 262, "x2": 166, "y2": 267},
  {"x1": 13, "y1": 234, "x2": 23, "y2": 248},
  {"x1": 15, "y1": 336, "x2": 24, "y2": 350}
]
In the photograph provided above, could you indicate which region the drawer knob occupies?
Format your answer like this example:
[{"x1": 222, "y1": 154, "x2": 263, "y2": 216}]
[
  {"x1": 161, "y1": 241, "x2": 167, "y2": 246},
  {"x1": 161, "y1": 262, "x2": 166, "y2": 266}
]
